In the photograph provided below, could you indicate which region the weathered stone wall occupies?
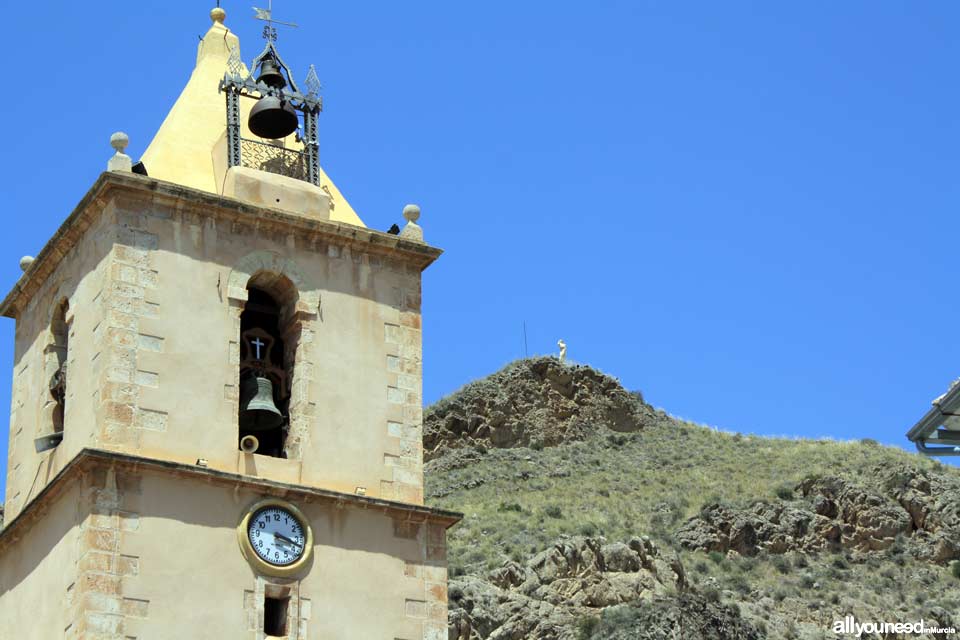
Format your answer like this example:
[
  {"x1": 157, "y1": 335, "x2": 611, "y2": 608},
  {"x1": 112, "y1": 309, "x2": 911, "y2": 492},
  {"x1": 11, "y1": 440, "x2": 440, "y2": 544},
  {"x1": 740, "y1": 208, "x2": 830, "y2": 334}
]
[
  {"x1": 93, "y1": 186, "x2": 426, "y2": 503},
  {"x1": 5, "y1": 177, "x2": 432, "y2": 511},
  {"x1": 4, "y1": 208, "x2": 115, "y2": 521},
  {"x1": 0, "y1": 457, "x2": 451, "y2": 639}
]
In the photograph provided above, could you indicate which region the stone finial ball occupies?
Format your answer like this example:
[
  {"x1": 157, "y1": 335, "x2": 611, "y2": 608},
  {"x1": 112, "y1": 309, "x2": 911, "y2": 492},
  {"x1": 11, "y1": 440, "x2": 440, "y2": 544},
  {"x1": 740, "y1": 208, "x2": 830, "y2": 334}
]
[
  {"x1": 210, "y1": 7, "x2": 226, "y2": 23},
  {"x1": 403, "y1": 204, "x2": 421, "y2": 223},
  {"x1": 19, "y1": 256, "x2": 34, "y2": 272},
  {"x1": 110, "y1": 131, "x2": 129, "y2": 153}
]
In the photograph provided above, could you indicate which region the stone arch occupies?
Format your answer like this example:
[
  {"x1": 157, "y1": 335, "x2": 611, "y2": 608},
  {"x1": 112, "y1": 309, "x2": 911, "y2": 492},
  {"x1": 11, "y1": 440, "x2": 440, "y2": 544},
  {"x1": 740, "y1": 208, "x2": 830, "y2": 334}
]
[
  {"x1": 41, "y1": 296, "x2": 71, "y2": 439},
  {"x1": 226, "y1": 250, "x2": 318, "y2": 312},
  {"x1": 227, "y1": 251, "x2": 317, "y2": 460}
]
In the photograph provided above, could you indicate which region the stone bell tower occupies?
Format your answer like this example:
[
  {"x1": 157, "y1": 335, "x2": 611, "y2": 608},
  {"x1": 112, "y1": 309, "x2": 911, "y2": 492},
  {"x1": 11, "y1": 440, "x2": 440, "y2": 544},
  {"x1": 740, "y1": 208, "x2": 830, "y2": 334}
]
[{"x1": 0, "y1": 7, "x2": 457, "y2": 639}]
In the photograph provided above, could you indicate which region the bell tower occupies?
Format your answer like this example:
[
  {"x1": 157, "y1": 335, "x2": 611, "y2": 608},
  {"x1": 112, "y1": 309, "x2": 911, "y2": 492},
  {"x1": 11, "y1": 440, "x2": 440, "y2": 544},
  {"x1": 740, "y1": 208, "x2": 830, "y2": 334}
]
[{"x1": 0, "y1": 7, "x2": 457, "y2": 639}]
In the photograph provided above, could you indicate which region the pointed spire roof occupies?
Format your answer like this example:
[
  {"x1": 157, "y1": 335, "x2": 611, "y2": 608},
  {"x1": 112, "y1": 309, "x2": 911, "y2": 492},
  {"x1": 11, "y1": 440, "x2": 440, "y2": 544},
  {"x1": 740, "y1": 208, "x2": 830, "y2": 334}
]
[{"x1": 140, "y1": 8, "x2": 365, "y2": 227}]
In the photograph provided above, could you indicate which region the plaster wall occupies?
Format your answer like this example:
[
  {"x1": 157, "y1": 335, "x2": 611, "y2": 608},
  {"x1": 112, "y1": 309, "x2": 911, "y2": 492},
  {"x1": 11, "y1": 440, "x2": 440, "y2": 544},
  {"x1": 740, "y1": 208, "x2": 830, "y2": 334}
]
[
  {"x1": 0, "y1": 482, "x2": 81, "y2": 638},
  {"x1": 90, "y1": 187, "x2": 426, "y2": 504},
  {"x1": 5, "y1": 177, "x2": 429, "y2": 522},
  {"x1": 4, "y1": 211, "x2": 115, "y2": 521},
  {"x1": 71, "y1": 466, "x2": 448, "y2": 639}
]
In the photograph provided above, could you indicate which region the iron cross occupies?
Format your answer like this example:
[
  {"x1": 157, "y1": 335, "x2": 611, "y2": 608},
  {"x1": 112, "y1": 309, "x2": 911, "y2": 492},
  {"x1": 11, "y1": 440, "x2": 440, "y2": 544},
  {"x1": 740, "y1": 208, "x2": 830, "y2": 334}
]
[
  {"x1": 251, "y1": 337, "x2": 265, "y2": 360},
  {"x1": 253, "y1": 1, "x2": 298, "y2": 42}
]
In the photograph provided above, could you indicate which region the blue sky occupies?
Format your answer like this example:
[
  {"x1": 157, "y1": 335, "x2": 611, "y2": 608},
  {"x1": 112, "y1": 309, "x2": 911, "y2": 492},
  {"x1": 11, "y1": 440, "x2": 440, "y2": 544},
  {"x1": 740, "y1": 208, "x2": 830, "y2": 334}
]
[{"x1": 1, "y1": 2, "x2": 958, "y2": 489}]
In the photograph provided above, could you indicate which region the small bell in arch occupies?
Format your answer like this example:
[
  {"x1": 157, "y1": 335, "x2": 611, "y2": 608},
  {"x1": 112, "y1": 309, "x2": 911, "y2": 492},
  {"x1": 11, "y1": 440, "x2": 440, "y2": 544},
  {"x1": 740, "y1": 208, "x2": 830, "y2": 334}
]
[
  {"x1": 239, "y1": 375, "x2": 285, "y2": 431},
  {"x1": 256, "y1": 54, "x2": 287, "y2": 89}
]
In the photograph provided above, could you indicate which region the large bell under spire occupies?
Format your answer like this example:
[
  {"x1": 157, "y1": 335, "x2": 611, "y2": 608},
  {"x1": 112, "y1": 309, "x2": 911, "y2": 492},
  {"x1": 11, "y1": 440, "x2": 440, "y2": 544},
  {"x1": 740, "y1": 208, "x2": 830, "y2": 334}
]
[
  {"x1": 248, "y1": 51, "x2": 299, "y2": 139},
  {"x1": 138, "y1": 6, "x2": 366, "y2": 227}
]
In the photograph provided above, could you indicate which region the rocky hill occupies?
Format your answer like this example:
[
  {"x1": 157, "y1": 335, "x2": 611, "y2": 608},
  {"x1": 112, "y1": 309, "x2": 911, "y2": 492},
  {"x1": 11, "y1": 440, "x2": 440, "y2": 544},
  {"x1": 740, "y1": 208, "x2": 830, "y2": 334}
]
[{"x1": 425, "y1": 358, "x2": 960, "y2": 639}]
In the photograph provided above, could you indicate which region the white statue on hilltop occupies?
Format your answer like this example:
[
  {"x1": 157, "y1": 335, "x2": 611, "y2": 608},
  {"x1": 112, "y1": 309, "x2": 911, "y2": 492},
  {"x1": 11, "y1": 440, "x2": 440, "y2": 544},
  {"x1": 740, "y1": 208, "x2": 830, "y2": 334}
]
[{"x1": 557, "y1": 339, "x2": 567, "y2": 362}]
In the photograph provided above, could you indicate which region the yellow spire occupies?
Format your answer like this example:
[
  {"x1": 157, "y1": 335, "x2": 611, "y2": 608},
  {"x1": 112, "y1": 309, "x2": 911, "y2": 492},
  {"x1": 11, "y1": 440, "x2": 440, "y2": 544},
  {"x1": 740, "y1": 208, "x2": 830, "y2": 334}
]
[{"x1": 139, "y1": 8, "x2": 365, "y2": 227}]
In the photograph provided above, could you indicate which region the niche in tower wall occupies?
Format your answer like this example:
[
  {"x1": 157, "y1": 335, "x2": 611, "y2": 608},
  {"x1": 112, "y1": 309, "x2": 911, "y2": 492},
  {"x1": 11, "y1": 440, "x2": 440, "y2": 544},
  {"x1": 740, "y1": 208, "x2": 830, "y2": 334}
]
[
  {"x1": 239, "y1": 287, "x2": 290, "y2": 458},
  {"x1": 47, "y1": 300, "x2": 70, "y2": 435}
]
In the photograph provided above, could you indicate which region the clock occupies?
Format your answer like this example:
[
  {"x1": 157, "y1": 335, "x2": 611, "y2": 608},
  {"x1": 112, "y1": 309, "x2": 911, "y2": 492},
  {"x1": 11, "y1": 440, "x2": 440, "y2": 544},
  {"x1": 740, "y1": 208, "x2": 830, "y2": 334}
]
[{"x1": 237, "y1": 498, "x2": 313, "y2": 577}]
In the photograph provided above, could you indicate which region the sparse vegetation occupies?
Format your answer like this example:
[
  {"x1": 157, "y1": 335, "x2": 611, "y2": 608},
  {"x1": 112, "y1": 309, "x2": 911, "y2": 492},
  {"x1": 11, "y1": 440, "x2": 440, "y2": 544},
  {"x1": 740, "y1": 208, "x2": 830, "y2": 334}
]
[{"x1": 425, "y1": 358, "x2": 960, "y2": 639}]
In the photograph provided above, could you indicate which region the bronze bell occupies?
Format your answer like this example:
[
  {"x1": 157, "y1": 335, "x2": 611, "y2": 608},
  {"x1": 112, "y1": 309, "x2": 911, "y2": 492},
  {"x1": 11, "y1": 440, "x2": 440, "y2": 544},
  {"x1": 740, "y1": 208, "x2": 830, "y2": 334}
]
[
  {"x1": 256, "y1": 55, "x2": 287, "y2": 89},
  {"x1": 248, "y1": 95, "x2": 299, "y2": 140},
  {"x1": 239, "y1": 376, "x2": 284, "y2": 431}
]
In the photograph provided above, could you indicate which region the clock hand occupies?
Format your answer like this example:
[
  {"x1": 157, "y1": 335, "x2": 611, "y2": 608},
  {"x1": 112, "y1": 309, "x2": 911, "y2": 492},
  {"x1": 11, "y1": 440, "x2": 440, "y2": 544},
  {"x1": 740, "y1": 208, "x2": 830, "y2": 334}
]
[{"x1": 273, "y1": 532, "x2": 303, "y2": 549}]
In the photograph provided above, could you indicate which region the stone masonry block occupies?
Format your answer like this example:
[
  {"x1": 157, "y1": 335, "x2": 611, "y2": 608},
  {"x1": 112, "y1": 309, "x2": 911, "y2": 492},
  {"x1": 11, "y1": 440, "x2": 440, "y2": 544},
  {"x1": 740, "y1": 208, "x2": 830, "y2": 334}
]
[
  {"x1": 84, "y1": 593, "x2": 122, "y2": 615},
  {"x1": 135, "y1": 409, "x2": 168, "y2": 432},
  {"x1": 380, "y1": 480, "x2": 395, "y2": 500},
  {"x1": 79, "y1": 552, "x2": 115, "y2": 574},
  {"x1": 424, "y1": 622, "x2": 447, "y2": 640},
  {"x1": 396, "y1": 483, "x2": 424, "y2": 505},
  {"x1": 139, "y1": 301, "x2": 160, "y2": 318},
  {"x1": 387, "y1": 387, "x2": 405, "y2": 404},
  {"x1": 384, "y1": 323, "x2": 402, "y2": 344},
  {"x1": 393, "y1": 468, "x2": 420, "y2": 485},
  {"x1": 404, "y1": 599, "x2": 426, "y2": 619},
  {"x1": 398, "y1": 375, "x2": 418, "y2": 391},
  {"x1": 122, "y1": 598, "x2": 149, "y2": 618},
  {"x1": 393, "y1": 520, "x2": 421, "y2": 540},
  {"x1": 428, "y1": 524, "x2": 446, "y2": 546},
  {"x1": 80, "y1": 572, "x2": 121, "y2": 596},
  {"x1": 386, "y1": 355, "x2": 401, "y2": 372},
  {"x1": 135, "y1": 371, "x2": 158, "y2": 388},
  {"x1": 137, "y1": 334, "x2": 164, "y2": 353},
  {"x1": 119, "y1": 511, "x2": 140, "y2": 532},
  {"x1": 118, "y1": 555, "x2": 140, "y2": 577},
  {"x1": 427, "y1": 582, "x2": 448, "y2": 603},
  {"x1": 103, "y1": 402, "x2": 134, "y2": 425},
  {"x1": 82, "y1": 612, "x2": 123, "y2": 634},
  {"x1": 400, "y1": 312, "x2": 421, "y2": 329}
]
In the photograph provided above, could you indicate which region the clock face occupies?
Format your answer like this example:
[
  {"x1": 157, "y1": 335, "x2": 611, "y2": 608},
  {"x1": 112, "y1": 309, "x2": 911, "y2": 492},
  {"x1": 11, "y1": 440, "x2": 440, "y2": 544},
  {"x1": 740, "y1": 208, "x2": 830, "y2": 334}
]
[{"x1": 247, "y1": 506, "x2": 307, "y2": 567}]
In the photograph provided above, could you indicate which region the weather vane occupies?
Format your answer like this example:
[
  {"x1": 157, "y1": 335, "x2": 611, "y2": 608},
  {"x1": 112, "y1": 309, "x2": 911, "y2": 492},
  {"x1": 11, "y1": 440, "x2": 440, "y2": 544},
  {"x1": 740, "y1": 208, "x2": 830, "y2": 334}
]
[{"x1": 252, "y1": 1, "x2": 298, "y2": 42}]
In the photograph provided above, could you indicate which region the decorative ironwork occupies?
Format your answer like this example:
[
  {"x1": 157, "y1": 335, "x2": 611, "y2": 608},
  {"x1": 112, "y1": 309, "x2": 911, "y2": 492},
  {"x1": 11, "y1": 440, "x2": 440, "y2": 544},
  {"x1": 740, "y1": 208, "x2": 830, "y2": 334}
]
[
  {"x1": 302, "y1": 107, "x2": 319, "y2": 185},
  {"x1": 305, "y1": 64, "x2": 321, "y2": 98},
  {"x1": 227, "y1": 45, "x2": 244, "y2": 79},
  {"x1": 218, "y1": 2, "x2": 321, "y2": 186},
  {"x1": 225, "y1": 88, "x2": 242, "y2": 168},
  {"x1": 240, "y1": 138, "x2": 308, "y2": 181},
  {"x1": 253, "y1": 1, "x2": 298, "y2": 42}
]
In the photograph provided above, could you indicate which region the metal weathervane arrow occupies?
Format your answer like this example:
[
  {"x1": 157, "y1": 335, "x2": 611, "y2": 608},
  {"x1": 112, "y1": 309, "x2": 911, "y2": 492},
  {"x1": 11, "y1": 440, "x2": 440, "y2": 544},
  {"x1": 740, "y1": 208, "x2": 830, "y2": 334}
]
[{"x1": 252, "y1": 1, "x2": 298, "y2": 42}]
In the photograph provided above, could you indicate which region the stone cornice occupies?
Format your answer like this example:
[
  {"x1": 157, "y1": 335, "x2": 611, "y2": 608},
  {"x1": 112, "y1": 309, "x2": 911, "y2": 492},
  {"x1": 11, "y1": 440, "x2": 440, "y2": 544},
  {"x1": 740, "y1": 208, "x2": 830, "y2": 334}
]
[
  {"x1": 0, "y1": 172, "x2": 444, "y2": 319},
  {"x1": 0, "y1": 448, "x2": 462, "y2": 554}
]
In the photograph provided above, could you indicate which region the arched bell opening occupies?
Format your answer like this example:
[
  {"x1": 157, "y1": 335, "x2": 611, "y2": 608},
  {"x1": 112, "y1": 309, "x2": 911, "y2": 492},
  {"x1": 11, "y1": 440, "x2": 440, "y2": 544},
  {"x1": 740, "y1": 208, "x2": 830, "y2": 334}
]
[
  {"x1": 49, "y1": 299, "x2": 69, "y2": 433},
  {"x1": 37, "y1": 299, "x2": 70, "y2": 452},
  {"x1": 238, "y1": 273, "x2": 300, "y2": 458}
]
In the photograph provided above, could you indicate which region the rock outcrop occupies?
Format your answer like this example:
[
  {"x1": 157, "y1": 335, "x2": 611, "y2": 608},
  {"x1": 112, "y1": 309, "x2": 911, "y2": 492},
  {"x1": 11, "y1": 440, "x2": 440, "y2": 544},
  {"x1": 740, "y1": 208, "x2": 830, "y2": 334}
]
[
  {"x1": 447, "y1": 535, "x2": 759, "y2": 640},
  {"x1": 424, "y1": 358, "x2": 660, "y2": 461},
  {"x1": 578, "y1": 593, "x2": 763, "y2": 640},
  {"x1": 676, "y1": 464, "x2": 960, "y2": 563}
]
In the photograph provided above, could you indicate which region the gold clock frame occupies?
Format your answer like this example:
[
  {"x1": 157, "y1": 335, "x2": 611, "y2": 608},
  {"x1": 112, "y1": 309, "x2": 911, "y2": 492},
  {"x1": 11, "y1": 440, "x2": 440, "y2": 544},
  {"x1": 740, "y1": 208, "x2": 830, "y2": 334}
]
[{"x1": 237, "y1": 498, "x2": 314, "y2": 577}]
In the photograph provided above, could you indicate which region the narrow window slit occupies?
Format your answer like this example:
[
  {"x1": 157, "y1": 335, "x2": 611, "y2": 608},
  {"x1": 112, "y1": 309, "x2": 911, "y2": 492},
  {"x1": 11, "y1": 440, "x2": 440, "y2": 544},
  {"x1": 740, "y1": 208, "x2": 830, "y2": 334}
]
[{"x1": 264, "y1": 595, "x2": 289, "y2": 637}]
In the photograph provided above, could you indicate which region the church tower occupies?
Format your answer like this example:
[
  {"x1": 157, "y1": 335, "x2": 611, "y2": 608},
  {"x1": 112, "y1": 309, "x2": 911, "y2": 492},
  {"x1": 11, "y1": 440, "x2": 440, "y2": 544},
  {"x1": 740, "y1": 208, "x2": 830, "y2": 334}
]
[{"x1": 0, "y1": 8, "x2": 457, "y2": 639}]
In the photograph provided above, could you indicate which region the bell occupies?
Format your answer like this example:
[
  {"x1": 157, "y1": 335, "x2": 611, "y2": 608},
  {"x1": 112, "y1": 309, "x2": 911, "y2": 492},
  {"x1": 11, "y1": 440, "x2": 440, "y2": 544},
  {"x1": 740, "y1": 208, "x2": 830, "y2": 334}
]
[
  {"x1": 256, "y1": 56, "x2": 287, "y2": 89},
  {"x1": 239, "y1": 376, "x2": 284, "y2": 431},
  {"x1": 34, "y1": 431, "x2": 63, "y2": 453},
  {"x1": 248, "y1": 95, "x2": 299, "y2": 139}
]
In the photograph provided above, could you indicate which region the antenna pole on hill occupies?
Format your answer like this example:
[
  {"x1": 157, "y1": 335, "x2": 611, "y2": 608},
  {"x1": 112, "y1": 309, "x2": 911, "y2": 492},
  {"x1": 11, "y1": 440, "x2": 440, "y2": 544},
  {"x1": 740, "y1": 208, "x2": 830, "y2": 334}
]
[{"x1": 523, "y1": 321, "x2": 529, "y2": 358}]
